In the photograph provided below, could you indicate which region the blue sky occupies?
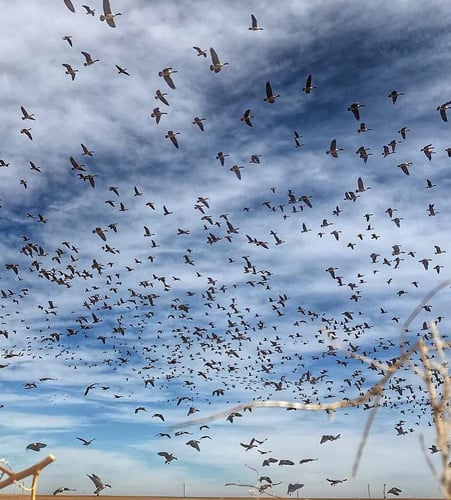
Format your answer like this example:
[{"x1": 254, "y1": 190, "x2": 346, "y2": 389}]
[{"x1": 0, "y1": 0, "x2": 450, "y2": 497}]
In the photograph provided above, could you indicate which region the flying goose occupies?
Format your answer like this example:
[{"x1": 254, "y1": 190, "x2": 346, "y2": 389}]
[
  {"x1": 347, "y1": 102, "x2": 365, "y2": 121},
  {"x1": 294, "y1": 130, "x2": 303, "y2": 148},
  {"x1": 159, "y1": 68, "x2": 177, "y2": 89},
  {"x1": 100, "y1": 0, "x2": 121, "y2": 27},
  {"x1": 81, "y1": 51, "x2": 99, "y2": 66},
  {"x1": 76, "y1": 437, "x2": 95, "y2": 445},
  {"x1": 115, "y1": 65, "x2": 129, "y2": 75},
  {"x1": 216, "y1": 151, "x2": 229, "y2": 165},
  {"x1": 302, "y1": 74, "x2": 315, "y2": 94},
  {"x1": 263, "y1": 81, "x2": 279, "y2": 103},
  {"x1": 151, "y1": 107, "x2": 167, "y2": 124},
  {"x1": 26, "y1": 442, "x2": 47, "y2": 451},
  {"x1": 249, "y1": 14, "x2": 263, "y2": 30},
  {"x1": 193, "y1": 46, "x2": 207, "y2": 57},
  {"x1": 20, "y1": 128, "x2": 33, "y2": 140},
  {"x1": 53, "y1": 487, "x2": 76, "y2": 495},
  {"x1": 62, "y1": 63, "x2": 78, "y2": 80},
  {"x1": 287, "y1": 483, "x2": 304, "y2": 495},
  {"x1": 437, "y1": 100, "x2": 451, "y2": 121},
  {"x1": 358, "y1": 122, "x2": 370, "y2": 133},
  {"x1": 81, "y1": 143, "x2": 94, "y2": 156},
  {"x1": 388, "y1": 90, "x2": 404, "y2": 103},
  {"x1": 241, "y1": 109, "x2": 253, "y2": 127},
  {"x1": 82, "y1": 5, "x2": 95, "y2": 15},
  {"x1": 326, "y1": 139, "x2": 342, "y2": 157},
  {"x1": 155, "y1": 90, "x2": 169, "y2": 106},
  {"x1": 326, "y1": 478, "x2": 347, "y2": 486},
  {"x1": 87, "y1": 474, "x2": 111, "y2": 495},
  {"x1": 165, "y1": 130, "x2": 180, "y2": 148},
  {"x1": 397, "y1": 162, "x2": 412, "y2": 175},
  {"x1": 192, "y1": 117, "x2": 206, "y2": 130},
  {"x1": 210, "y1": 47, "x2": 228, "y2": 73},
  {"x1": 421, "y1": 144, "x2": 435, "y2": 161},
  {"x1": 398, "y1": 126, "x2": 410, "y2": 139},
  {"x1": 21, "y1": 106, "x2": 35, "y2": 120},
  {"x1": 157, "y1": 451, "x2": 177, "y2": 463}
]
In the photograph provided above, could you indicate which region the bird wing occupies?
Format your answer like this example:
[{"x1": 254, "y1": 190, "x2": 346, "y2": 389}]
[
  {"x1": 81, "y1": 51, "x2": 91, "y2": 63},
  {"x1": 265, "y1": 81, "x2": 273, "y2": 99},
  {"x1": 251, "y1": 14, "x2": 258, "y2": 28},
  {"x1": 156, "y1": 91, "x2": 169, "y2": 106},
  {"x1": 244, "y1": 109, "x2": 253, "y2": 127},
  {"x1": 103, "y1": 0, "x2": 116, "y2": 27},
  {"x1": 210, "y1": 47, "x2": 219, "y2": 65},
  {"x1": 103, "y1": 0, "x2": 112, "y2": 15},
  {"x1": 400, "y1": 164, "x2": 410, "y2": 175},
  {"x1": 63, "y1": 0, "x2": 76, "y2": 12},
  {"x1": 88, "y1": 474, "x2": 102, "y2": 488},
  {"x1": 164, "y1": 75, "x2": 175, "y2": 90}
]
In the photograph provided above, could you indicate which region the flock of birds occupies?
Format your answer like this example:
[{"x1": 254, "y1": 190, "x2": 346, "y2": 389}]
[{"x1": 1, "y1": 0, "x2": 450, "y2": 497}]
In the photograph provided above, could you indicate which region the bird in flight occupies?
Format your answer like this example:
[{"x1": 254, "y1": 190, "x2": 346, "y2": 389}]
[
  {"x1": 241, "y1": 109, "x2": 253, "y2": 127},
  {"x1": 326, "y1": 139, "x2": 342, "y2": 157},
  {"x1": 437, "y1": 100, "x2": 451, "y2": 121},
  {"x1": 287, "y1": 483, "x2": 304, "y2": 495},
  {"x1": 62, "y1": 63, "x2": 78, "y2": 80},
  {"x1": 193, "y1": 117, "x2": 206, "y2": 130},
  {"x1": 155, "y1": 90, "x2": 170, "y2": 106},
  {"x1": 21, "y1": 106, "x2": 35, "y2": 120},
  {"x1": 348, "y1": 102, "x2": 365, "y2": 120},
  {"x1": 87, "y1": 474, "x2": 111, "y2": 495},
  {"x1": 193, "y1": 46, "x2": 207, "y2": 57},
  {"x1": 326, "y1": 478, "x2": 348, "y2": 486},
  {"x1": 100, "y1": 0, "x2": 121, "y2": 28},
  {"x1": 81, "y1": 51, "x2": 99, "y2": 66},
  {"x1": 388, "y1": 89, "x2": 404, "y2": 103},
  {"x1": 20, "y1": 128, "x2": 33, "y2": 140},
  {"x1": 249, "y1": 14, "x2": 263, "y2": 31},
  {"x1": 81, "y1": 143, "x2": 94, "y2": 156},
  {"x1": 210, "y1": 47, "x2": 228, "y2": 73},
  {"x1": 82, "y1": 5, "x2": 95, "y2": 15},
  {"x1": 26, "y1": 442, "x2": 47, "y2": 451},
  {"x1": 387, "y1": 486, "x2": 402, "y2": 496},
  {"x1": 115, "y1": 65, "x2": 130, "y2": 75},
  {"x1": 151, "y1": 107, "x2": 167, "y2": 124},
  {"x1": 165, "y1": 130, "x2": 180, "y2": 148},
  {"x1": 302, "y1": 74, "x2": 315, "y2": 94},
  {"x1": 320, "y1": 433, "x2": 341, "y2": 443},
  {"x1": 77, "y1": 437, "x2": 95, "y2": 445},
  {"x1": 157, "y1": 451, "x2": 177, "y2": 463},
  {"x1": 159, "y1": 68, "x2": 177, "y2": 89},
  {"x1": 53, "y1": 487, "x2": 76, "y2": 495},
  {"x1": 264, "y1": 81, "x2": 279, "y2": 103}
]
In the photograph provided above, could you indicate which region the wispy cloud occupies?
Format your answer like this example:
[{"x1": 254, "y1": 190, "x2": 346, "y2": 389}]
[{"x1": 0, "y1": 0, "x2": 448, "y2": 498}]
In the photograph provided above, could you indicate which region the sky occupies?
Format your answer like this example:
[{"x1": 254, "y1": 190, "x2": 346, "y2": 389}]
[{"x1": 0, "y1": 0, "x2": 450, "y2": 497}]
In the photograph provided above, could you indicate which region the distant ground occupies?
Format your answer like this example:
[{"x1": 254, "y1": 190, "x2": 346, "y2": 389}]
[{"x1": 0, "y1": 495, "x2": 444, "y2": 500}]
